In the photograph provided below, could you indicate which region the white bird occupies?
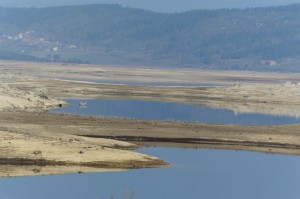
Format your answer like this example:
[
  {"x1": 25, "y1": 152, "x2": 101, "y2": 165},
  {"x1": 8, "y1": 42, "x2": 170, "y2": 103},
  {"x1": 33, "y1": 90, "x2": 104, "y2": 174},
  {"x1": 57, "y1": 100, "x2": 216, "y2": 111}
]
[{"x1": 79, "y1": 101, "x2": 87, "y2": 108}]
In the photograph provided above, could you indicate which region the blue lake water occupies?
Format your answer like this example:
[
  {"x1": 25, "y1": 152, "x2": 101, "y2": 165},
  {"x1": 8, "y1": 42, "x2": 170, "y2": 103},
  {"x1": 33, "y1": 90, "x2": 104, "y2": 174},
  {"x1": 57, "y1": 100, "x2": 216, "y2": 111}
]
[
  {"x1": 50, "y1": 98, "x2": 300, "y2": 125},
  {"x1": 2, "y1": 98, "x2": 300, "y2": 198},
  {"x1": 1, "y1": 147, "x2": 300, "y2": 199}
]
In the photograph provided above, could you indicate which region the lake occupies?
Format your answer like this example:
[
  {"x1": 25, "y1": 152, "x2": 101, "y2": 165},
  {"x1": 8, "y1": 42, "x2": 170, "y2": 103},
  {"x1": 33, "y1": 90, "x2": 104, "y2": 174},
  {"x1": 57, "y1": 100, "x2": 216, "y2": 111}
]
[
  {"x1": 50, "y1": 98, "x2": 300, "y2": 125},
  {"x1": 2, "y1": 98, "x2": 300, "y2": 199},
  {"x1": 1, "y1": 147, "x2": 300, "y2": 199}
]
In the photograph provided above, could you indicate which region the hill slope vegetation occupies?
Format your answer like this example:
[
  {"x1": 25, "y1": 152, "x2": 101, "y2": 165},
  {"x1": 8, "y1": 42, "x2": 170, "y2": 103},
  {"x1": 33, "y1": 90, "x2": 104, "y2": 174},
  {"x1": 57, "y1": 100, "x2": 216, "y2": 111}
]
[{"x1": 1, "y1": 4, "x2": 300, "y2": 71}]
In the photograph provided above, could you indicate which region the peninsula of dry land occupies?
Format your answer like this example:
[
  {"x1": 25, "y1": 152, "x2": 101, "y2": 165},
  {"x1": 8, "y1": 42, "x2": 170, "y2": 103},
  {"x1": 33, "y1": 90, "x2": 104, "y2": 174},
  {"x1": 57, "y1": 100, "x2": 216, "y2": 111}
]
[{"x1": 1, "y1": 61, "x2": 300, "y2": 177}]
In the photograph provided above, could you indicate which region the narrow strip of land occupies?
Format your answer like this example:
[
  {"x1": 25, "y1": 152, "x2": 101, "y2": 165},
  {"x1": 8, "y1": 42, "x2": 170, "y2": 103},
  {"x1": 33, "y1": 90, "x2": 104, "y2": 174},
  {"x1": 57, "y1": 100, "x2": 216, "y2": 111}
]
[
  {"x1": 1, "y1": 111, "x2": 300, "y2": 156},
  {"x1": 1, "y1": 60, "x2": 300, "y2": 85},
  {"x1": 3, "y1": 70, "x2": 300, "y2": 117},
  {"x1": 0, "y1": 124, "x2": 168, "y2": 177}
]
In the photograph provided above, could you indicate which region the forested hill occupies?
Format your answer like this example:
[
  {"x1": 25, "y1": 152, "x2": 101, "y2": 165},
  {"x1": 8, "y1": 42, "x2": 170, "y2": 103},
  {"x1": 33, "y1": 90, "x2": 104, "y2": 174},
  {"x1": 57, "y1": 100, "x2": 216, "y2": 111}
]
[{"x1": 1, "y1": 4, "x2": 300, "y2": 71}]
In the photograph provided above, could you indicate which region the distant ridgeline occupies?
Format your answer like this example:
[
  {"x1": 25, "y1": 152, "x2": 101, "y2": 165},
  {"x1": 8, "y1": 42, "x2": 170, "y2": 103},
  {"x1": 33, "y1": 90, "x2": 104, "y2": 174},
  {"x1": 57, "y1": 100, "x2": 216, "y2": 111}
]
[{"x1": 1, "y1": 4, "x2": 300, "y2": 71}]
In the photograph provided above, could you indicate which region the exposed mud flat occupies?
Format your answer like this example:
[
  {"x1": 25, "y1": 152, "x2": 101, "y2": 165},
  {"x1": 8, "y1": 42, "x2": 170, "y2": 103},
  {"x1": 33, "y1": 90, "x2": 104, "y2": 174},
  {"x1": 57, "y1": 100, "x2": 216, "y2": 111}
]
[
  {"x1": 1, "y1": 60, "x2": 300, "y2": 85},
  {"x1": 0, "y1": 71, "x2": 171, "y2": 176},
  {"x1": 0, "y1": 65, "x2": 300, "y2": 176},
  {"x1": 7, "y1": 71, "x2": 300, "y2": 117},
  {"x1": 0, "y1": 129, "x2": 168, "y2": 177},
  {"x1": 1, "y1": 62, "x2": 300, "y2": 117},
  {"x1": 0, "y1": 165, "x2": 124, "y2": 178},
  {"x1": 1, "y1": 111, "x2": 300, "y2": 156},
  {"x1": 0, "y1": 71, "x2": 66, "y2": 111}
]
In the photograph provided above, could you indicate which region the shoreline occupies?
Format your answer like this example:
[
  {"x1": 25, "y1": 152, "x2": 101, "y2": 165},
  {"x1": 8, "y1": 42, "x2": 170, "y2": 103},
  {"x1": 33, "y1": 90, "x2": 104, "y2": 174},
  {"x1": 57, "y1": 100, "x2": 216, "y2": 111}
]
[
  {"x1": 0, "y1": 65, "x2": 300, "y2": 176},
  {"x1": 8, "y1": 73, "x2": 300, "y2": 117},
  {"x1": 0, "y1": 127, "x2": 169, "y2": 178},
  {"x1": 2, "y1": 111, "x2": 300, "y2": 156}
]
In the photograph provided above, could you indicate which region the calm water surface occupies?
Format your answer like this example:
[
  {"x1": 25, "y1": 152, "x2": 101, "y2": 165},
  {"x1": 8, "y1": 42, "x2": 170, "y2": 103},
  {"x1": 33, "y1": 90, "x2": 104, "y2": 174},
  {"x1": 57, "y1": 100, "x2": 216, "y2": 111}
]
[
  {"x1": 3, "y1": 98, "x2": 300, "y2": 198},
  {"x1": 1, "y1": 147, "x2": 300, "y2": 199},
  {"x1": 50, "y1": 98, "x2": 300, "y2": 125}
]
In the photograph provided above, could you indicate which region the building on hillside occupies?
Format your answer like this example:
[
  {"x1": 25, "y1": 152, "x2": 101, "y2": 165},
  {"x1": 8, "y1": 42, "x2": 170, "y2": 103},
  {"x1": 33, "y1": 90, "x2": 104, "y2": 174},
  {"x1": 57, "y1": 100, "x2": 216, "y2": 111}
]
[{"x1": 260, "y1": 60, "x2": 277, "y2": 66}]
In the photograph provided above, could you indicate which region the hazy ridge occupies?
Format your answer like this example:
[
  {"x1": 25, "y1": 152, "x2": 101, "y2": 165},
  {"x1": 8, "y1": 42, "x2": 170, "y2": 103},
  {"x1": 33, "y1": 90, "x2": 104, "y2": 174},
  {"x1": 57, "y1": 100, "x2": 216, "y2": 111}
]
[{"x1": 1, "y1": 4, "x2": 300, "y2": 71}]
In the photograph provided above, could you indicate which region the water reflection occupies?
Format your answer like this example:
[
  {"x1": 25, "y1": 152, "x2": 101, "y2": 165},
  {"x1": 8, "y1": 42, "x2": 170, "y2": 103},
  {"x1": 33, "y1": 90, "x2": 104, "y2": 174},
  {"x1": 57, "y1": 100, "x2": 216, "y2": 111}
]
[
  {"x1": 0, "y1": 165, "x2": 123, "y2": 178},
  {"x1": 50, "y1": 98, "x2": 300, "y2": 125},
  {"x1": 54, "y1": 77, "x2": 215, "y2": 86},
  {"x1": 37, "y1": 98, "x2": 300, "y2": 198},
  {"x1": 1, "y1": 147, "x2": 300, "y2": 199}
]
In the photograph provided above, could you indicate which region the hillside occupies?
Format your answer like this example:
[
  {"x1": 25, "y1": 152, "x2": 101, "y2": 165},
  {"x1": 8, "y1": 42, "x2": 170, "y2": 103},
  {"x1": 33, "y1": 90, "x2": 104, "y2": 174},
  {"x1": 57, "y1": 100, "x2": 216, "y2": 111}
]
[{"x1": 1, "y1": 4, "x2": 300, "y2": 71}]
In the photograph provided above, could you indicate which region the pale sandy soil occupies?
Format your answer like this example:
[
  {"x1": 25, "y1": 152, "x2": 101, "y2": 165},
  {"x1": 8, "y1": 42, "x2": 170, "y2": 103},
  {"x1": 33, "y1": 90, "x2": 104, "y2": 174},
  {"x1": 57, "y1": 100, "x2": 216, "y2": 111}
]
[
  {"x1": 0, "y1": 71, "x2": 66, "y2": 111},
  {"x1": 5, "y1": 70, "x2": 300, "y2": 117},
  {"x1": 0, "y1": 129, "x2": 167, "y2": 177},
  {"x1": 2, "y1": 61, "x2": 300, "y2": 117},
  {"x1": 0, "y1": 62, "x2": 300, "y2": 177},
  {"x1": 1, "y1": 60, "x2": 300, "y2": 85},
  {"x1": 2, "y1": 111, "x2": 300, "y2": 156},
  {"x1": 0, "y1": 70, "x2": 172, "y2": 177},
  {"x1": 0, "y1": 165, "x2": 124, "y2": 178}
]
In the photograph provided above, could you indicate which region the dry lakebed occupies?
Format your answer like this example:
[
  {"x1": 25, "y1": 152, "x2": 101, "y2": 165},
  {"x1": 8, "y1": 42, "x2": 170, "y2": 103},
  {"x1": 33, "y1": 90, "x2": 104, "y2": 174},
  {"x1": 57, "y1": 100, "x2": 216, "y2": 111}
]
[{"x1": 0, "y1": 61, "x2": 300, "y2": 177}]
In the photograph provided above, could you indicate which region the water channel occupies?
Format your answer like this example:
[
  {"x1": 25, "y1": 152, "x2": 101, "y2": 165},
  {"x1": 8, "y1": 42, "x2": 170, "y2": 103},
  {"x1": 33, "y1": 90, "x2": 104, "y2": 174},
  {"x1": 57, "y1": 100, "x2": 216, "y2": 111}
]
[
  {"x1": 1, "y1": 98, "x2": 300, "y2": 199},
  {"x1": 50, "y1": 98, "x2": 300, "y2": 125}
]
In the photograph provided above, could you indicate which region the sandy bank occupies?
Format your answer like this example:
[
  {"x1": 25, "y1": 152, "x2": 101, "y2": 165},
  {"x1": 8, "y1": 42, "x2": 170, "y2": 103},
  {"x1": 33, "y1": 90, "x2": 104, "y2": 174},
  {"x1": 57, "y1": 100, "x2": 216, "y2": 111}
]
[
  {"x1": 0, "y1": 72, "x2": 171, "y2": 176},
  {"x1": 1, "y1": 65, "x2": 300, "y2": 117},
  {"x1": 1, "y1": 60, "x2": 300, "y2": 85},
  {"x1": 0, "y1": 71, "x2": 66, "y2": 111},
  {"x1": 1, "y1": 111, "x2": 300, "y2": 156},
  {"x1": 1, "y1": 67, "x2": 300, "y2": 176},
  {"x1": 9, "y1": 73, "x2": 300, "y2": 117},
  {"x1": 0, "y1": 128, "x2": 168, "y2": 177}
]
